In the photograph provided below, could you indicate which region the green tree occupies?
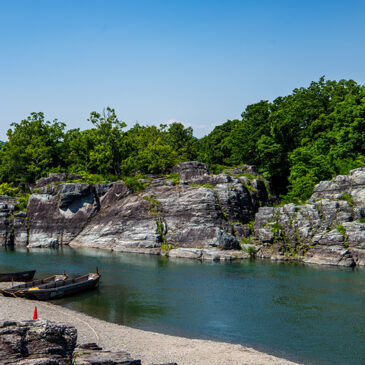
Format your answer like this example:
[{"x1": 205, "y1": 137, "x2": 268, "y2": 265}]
[
  {"x1": 0, "y1": 112, "x2": 66, "y2": 188},
  {"x1": 87, "y1": 107, "x2": 126, "y2": 177}
]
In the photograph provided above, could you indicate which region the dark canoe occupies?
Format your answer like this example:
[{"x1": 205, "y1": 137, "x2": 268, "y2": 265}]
[
  {"x1": 0, "y1": 270, "x2": 36, "y2": 282},
  {"x1": 3, "y1": 273, "x2": 101, "y2": 300},
  {"x1": 0, "y1": 274, "x2": 68, "y2": 297}
]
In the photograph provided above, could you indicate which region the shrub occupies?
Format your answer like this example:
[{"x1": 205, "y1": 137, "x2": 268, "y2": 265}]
[
  {"x1": 0, "y1": 183, "x2": 19, "y2": 197},
  {"x1": 240, "y1": 238, "x2": 256, "y2": 257},
  {"x1": 164, "y1": 173, "x2": 180, "y2": 185},
  {"x1": 123, "y1": 176, "x2": 146, "y2": 192},
  {"x1": 340, "y1": 193, "x2": 354, "y2": 207},
  {"x1": 144, "y1": 195, "x2": 161, "y2": 210},
  {"x1": 336, "y1": 224, "x2": 346, "y2": 236},
  {"x1": 270, "y1": 221, "x2": 283, "y2": 234},
  {"x1": 247, "y1": 220, "x2": 255, "y2": 231},
  {"x1": 160, "y1": 243, "x2": 174, "y2": 251},
  {"x1": 14, "y1": 194, "x2": 30, "y2": 212}
]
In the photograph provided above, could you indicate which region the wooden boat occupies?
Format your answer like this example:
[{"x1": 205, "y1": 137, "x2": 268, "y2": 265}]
[
  {"x1": 0, "y1": 270, "x2": 36, "y2": 282},
  {"x1": 0, "y1": 274, "x2": 68, "y2": 297},
  {"x1": 1, "y1": 272, "x2": 100, "y2": 300}
]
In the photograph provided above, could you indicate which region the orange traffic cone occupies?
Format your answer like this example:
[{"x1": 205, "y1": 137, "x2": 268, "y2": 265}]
[{"x1": 33, "y1": 306, "x2": 38, "y2": 320}]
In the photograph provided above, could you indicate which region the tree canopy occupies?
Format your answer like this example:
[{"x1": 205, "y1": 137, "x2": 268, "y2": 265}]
[{"x1": 1, "y1": 78, "x2": 364, "y2": 203}]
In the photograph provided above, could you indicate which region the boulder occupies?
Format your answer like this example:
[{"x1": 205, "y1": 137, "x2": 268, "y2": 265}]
[
  {"x1": 0, "y1": 320, "x2": 77, "y2": 364},
  {"x1": 170, "y1": 161, "x2": 209, "y2": 183},
  {"x1": 73, "y1": 345, "x2": 141, "y2": 365}
]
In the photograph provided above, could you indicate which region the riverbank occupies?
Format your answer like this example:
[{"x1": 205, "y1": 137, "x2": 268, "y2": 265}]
[{"x1": 0, "y1": 293, "x2": 298, "y2": 365}]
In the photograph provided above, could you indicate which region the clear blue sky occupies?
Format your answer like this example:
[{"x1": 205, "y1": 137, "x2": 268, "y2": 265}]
[{"x1": 1, "y1": 0, "x2": 364, "y2": 139}]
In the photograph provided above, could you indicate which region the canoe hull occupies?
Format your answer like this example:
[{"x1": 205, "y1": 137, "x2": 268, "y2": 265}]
[
  {"x1": 0, "y1": 274, "x2": 68, "y2": 297},
  {"x1": 25, "y1": 277, "x2": 99, "y2": 300},
  {"x1": 14, "y1": 275, "x2": 100, "y2": 300},
  {"x1": 0, "y1": 270, "x2": 36, "y2": 282}
]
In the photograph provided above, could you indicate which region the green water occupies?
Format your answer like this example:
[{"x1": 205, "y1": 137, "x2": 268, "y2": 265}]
[{"x1": 0, "y1": 246, "x2": 364, "y2": 364}]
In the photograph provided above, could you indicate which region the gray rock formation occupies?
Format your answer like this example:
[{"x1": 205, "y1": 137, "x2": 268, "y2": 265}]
[
  {"x1": 0, "y1": 162, "x2": 269, "y2": 257},
  {"x1": 73, "y1": 343, "x2": 141, "y2": 365},
  {"x1": 0, "y1": 321, "x2": 174, "y2": 365},
  {"x1": 0, "y1": 320, "x2": 77, "y2": 364},
  {"x1": 2, "y1": 163, "x2": 365, "y2": 267},
  {"x1": 0, "y1": 162, "x2": 270, "y2": 257},
  {"x1": 253, "y1": 168, "x2": 365, "y2": 266},
  {"x1": 0, "y1": 195, "x2": 17, "y2": 246},
  {"x1": 70, "y1": 162, "x2": 269, "y2": 252},
  {"x1": 27, "y1": 181, "x2": 112, "y2": 248}
]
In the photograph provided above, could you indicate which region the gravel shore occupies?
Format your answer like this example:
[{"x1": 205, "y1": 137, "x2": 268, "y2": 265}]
[{"x1": 0, "y1": 287, "x2": 298, "y2": 365}]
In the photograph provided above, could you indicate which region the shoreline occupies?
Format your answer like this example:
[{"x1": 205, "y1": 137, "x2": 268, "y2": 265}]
[{"x1": 0, "y1": 293, "x2": 299, "y2": 365}]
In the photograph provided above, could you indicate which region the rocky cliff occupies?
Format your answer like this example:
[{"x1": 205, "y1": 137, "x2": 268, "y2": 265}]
[
  {"x1": 253, "y1": 168, "x2": 365, "y2": 267},
  {"x1": 2, "y1": 163, "x2": 365, "y2": 267},
  {"x1": 0, "y1": 162, "x2": 269, "y2": 261}
]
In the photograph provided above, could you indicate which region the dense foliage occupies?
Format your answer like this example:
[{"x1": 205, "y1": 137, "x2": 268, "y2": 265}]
[
  {"x1": 1, "y1": 78, "x2": 364, "y2": 203},
  {"x1": 197, "y1": 77, "x2": 365, "y2": 201},
  {"x1": 0, "y1": 108, "x2": 196, "y2": 190}
]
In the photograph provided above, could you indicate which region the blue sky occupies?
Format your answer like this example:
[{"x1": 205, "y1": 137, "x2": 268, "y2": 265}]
[{"x1": 1, "y1": 0, "x2": 364, "y2": 139}]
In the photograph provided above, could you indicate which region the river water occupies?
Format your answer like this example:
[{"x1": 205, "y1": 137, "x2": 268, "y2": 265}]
[{"x1": 0, "y1": 246, "x2": 364, "y2": 364}]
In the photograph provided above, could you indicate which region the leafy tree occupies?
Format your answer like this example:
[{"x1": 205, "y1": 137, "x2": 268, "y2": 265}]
[
  {"x1": 121, "y1": 125, "x2": 179, "y2": 175},
  {"x1": 87, "y1": 107, "x2": 126, "y2": 177},
  {"x1": 0, "y1": 112, "x2": 66, "y2": 188}
]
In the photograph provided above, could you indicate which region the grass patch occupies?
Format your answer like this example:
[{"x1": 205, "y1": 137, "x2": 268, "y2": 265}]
[
  {"x1": 160, "y1": 243, "x2": 174, "y2": 252},
  {"x1": 14, "y1": 194, "x2": 30, "y2": 212},
  {"x1": 339, "y1": 193, "x2": 354, "y2": 207},
  {"x1": 190, "y1": 183, "x2": 214, "y2": 189},
  {"x1": 270, "y1": 221, "x2": 283, "y2": 234},
  {"x1": 123, "y1": 175, "x2": 147, "y2": 192},
  {"x1": 144, "y1": 194, "x2": 161, "y2": 209},
  {"x1": 247, "y1": 220, "x2": 255, "y2": 231},
  {"x1": 240, "y1": 237, "x2": 256, "y2": 257},
  {"x1": 336, "y1": 224, "x2": 346, "y2": 236},
  {"x1": 164, "y1": 173, "x2": 180, "y2": 185},
  {"x1": 336, "y1": 224, "x2": 349, "y2": 248}
]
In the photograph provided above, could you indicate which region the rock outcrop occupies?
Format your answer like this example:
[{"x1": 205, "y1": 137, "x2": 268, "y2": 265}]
[
  {"x1": 2, "y1": 164, "x2": 365, "y2": 266},
  {"x1": 70, "y1": 162, "x2": 269, "y2": 252},
  {"x1": 0, "y1": 320, "x2": 77, "y2": 364},
  {"x1": 0, "y1": 162, "x2": 269, "y2": 255},
  {"x1": 0, "y1": 320, "x2": 176, "y2": 365},
  {"x1": 252, "y1": 168, "x2": 365, "y2": 266},
  {"x1": 0, "y1": 195, "x2": 17, "y2": 246}
]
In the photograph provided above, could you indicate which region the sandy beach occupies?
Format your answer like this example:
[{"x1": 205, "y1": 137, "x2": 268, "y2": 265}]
[{"x1": 0, "y1": 289, "x2": 299, "y2": 365}]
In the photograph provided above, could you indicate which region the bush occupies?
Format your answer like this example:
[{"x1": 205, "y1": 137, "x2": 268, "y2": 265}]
[
  {"x1": 0, "y1": 183, "x2": 19, "y2": 197},
  {"x1": 14, "y1": 194, "x2": 30, "y2": 212},
  {"x1": 143, "y1": 195, "x2": 161, "y2": 209},
  {"x1": 164, "y1": 173, "x2": 180, "y2": 185},
  {"x1": 339, "y1": 193, "x2": 354, "y2": 207},
  {"x1": 336, "y1": 224, "x2": 346, "y2": 236},
  {"x1": 123, "y1": 176, "x2": 146, "y2": 192}
]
